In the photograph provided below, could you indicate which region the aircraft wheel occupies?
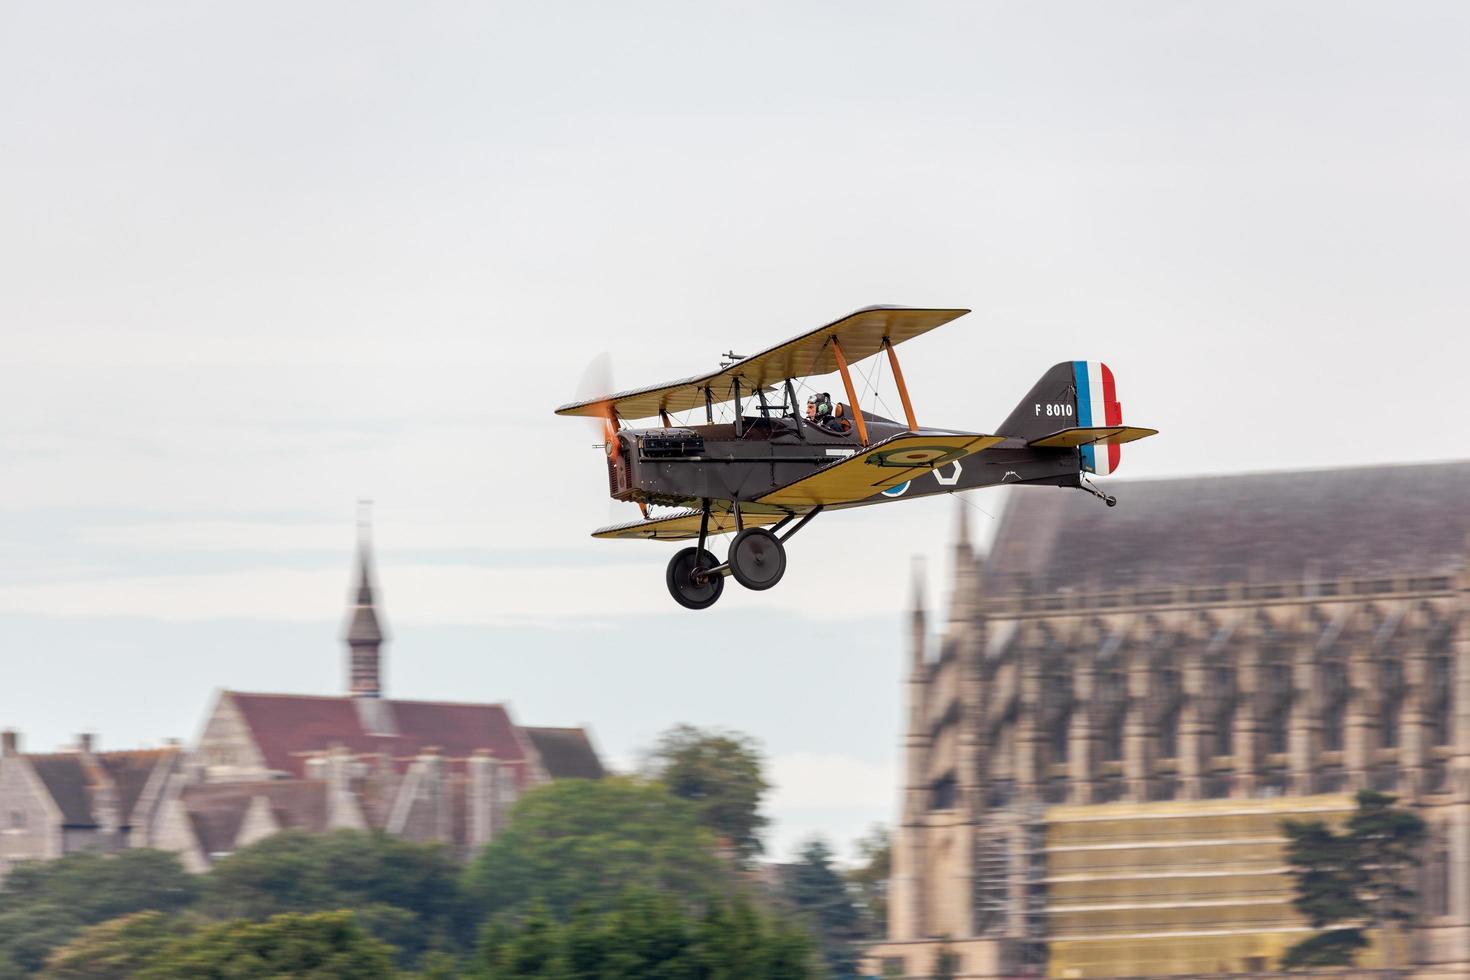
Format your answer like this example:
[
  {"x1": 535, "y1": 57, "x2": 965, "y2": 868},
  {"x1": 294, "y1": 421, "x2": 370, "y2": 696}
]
[
  {"x1": 729, "y1": 528, "x2": 786, "y2": 591},
  {"x1": 666, "y1": 547, "x2": 724, "y2": 610}
]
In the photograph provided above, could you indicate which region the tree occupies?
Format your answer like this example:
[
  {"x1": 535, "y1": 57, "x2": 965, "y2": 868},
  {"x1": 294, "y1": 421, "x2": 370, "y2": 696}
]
[
  {"x1": 203, "y1": 829, "x2": 467, "y2": 960},
  {"x1": 476, "y1": 889, "x2": 818, "y2": 980},
  {"x1": 464, "y1": 777, "x2": 727, "y2": 920},
  {"x1": 1281, "y1": 790, "x2": 1426, "y2": 969},
  {"x1": 477, "y1": 902, "x2": 569, "y2": 980},
  {"x1": 644, "y1": 725, "x2": 770, "y2": 863},
  {"x1": 0, "y1": 850, "x2": 198, "y2": 974},
  {"x1": 40, "y1": 911, "x2": 191, "y2": 980},
  {"x1": 134, "y1": 910, "x2": 398, "y2": 979},
  {"x1": 780, "y1": 838, "x2": 863, "y2": 978},
  {"x1": 846, "y1": 825, "x2": 891, "y2": 937}
]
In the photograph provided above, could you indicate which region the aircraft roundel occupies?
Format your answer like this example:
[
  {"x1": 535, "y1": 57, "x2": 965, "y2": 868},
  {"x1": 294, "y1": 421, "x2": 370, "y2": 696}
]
[
  {"x1": 865, "y1": 445, "x2": 970, "y2": 469},
  {"x1": 881, "y1": 481, "x2": 911, "y2": 497}
]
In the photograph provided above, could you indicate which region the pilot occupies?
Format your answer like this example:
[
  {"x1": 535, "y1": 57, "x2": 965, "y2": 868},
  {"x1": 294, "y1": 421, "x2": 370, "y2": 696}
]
[{"x1": 805, "y1": 393, "x2": 833, "y2": 425}]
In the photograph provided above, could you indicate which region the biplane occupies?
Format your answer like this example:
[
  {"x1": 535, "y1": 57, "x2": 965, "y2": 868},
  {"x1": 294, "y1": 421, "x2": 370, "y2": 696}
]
[{"x1": 555, "y1": 306, "x2": 1157, "y2": 609}]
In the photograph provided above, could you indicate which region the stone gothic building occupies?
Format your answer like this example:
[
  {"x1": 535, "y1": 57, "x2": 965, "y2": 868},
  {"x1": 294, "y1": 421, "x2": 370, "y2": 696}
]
[
  {"x1": 866, "y1": 460, "x2": 1470, "y2": 979},
  {"x1": 1, "y1": 529, "x2": 602, "y2": 878}
]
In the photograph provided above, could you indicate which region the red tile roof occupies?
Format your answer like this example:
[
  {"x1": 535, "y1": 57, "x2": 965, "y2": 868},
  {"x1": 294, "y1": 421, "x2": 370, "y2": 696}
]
[{"x1": 226, "y1": 692, "x2": 530, "y2": 781}]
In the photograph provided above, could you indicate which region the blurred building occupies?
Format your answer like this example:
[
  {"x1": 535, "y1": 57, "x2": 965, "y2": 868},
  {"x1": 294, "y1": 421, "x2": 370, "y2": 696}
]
[
  {"x1": 1, "y1": 529, "x2": 603, "y2": 878},
  {"x1": 865, "y1": 460, "x2": 1470, "y2": 979},
  {"x1": 0, "y1": 733, "x2": 181, "y2": 877}
]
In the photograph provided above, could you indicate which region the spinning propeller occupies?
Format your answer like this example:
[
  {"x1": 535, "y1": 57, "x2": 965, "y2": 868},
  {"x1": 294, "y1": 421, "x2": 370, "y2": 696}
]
[{"x1": 574, "y1": 352, "x2": 621, "y2": 458}]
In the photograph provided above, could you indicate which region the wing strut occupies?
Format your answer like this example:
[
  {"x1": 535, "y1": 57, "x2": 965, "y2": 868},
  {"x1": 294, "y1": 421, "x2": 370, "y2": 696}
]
[
  {"x1": 829, "y1": 336, "x2": 869, "y2": 446},
  {"x1": 881, "y1": 337, "x2": 918, "y2": 432}
]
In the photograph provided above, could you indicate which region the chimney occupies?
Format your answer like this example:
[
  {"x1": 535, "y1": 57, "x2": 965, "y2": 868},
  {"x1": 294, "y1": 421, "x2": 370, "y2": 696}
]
[
  {"x1": 78, "y1": 733, "x2": 95, "y2": 754},
  {"x1": 1, "y1": 730, "x2": 17, "y2": 756}
]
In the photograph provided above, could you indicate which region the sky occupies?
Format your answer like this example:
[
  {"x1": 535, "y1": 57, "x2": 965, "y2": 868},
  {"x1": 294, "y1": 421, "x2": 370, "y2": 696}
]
[{"x1": 2, "y1": 1, "x2": 1467, "y2": 862}]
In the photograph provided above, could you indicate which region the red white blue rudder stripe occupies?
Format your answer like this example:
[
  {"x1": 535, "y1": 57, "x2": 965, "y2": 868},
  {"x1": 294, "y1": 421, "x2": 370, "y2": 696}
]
[{"x1": 1072, "y1": 361, "x2": 1122, "y2": 476}]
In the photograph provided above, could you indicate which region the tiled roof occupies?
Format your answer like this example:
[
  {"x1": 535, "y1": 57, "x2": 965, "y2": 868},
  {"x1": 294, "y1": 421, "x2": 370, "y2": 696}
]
[
  {"x1": 181, "y1": 780, "x2": 329, "y2": 856},
  {"x1": 26, "y1": 755, "x2": 94, "y2": 826},
  {"x1": 95, "y1": 748, "x2": 176, "y2": 817},
  {"x1": 226, "y1": 692, "x2": 529, "y2": 779},
  {"x1": 389, "y1": 699, "x2": 525, "y2": 763},
  {"x1": 982, "y1": 460, "x2": 1470, "y2": 596},
  {"x1": 24, "y1": 748, "x2": 177, "y2": 828},
  {"x1": 525, "y1": 727, "x2": 605, "y2": 779}
]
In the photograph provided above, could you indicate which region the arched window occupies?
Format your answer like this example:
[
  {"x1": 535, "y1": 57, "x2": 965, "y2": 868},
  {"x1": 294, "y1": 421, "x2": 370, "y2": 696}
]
[
  {"x1": 1378, "y1": 657, "x2": 1404, "y2": 749},
  {"x1": 1156, "y1": 664, "x2": 1183, "y2": 759},
  {"x1": 1038, "y1": 634, "x2": 1074, "y2": 766},
  {"x1": 1096, "y1": 661, "x2": 1127, "y2": 763},
  {"x1": 1321, "y1": 659, "x2": 1349, "y2": 752},
  {"x1": 1208, "y1": 656, "x2": 1238, "y2": 757},
  {"x1": 1429, "y1": 625, "x2": 1454, "y2": 747},
  {"x1": 1259, "y1": 635, "x2": 1294, "y2": 755}
]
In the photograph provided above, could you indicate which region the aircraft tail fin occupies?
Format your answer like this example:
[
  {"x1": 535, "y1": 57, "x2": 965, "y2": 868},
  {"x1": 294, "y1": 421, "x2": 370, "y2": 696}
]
[{"x1": 998, "y1": 361, "x2": 1132, "y2": 475}]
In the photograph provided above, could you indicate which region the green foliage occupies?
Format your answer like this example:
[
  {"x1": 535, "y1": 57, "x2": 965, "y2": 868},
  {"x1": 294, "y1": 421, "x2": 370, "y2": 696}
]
[
  {"x1": 465, "y1": 777, "x2": 727, "y2": 920},
  {"x1": 644, "y1": 725, "x2": 770, "y2": 863},
  {"x1": 134, "y1": 910, "x2": 397, "y2": 979},
  {"x1": 1281, "y1": 790, "x2": 1427, "y2": 968},
  {"x1": 204, "y1": 829, "x2": 468, "y2": 958},
  {"x1": 40, "y1": 911, "x2": 191, "y2": 980},
  {"x1": 1281, "y1": 818, "x2": 1366, "y2": 929},
  {"x1": 475, "y1": 889, "x2": 819, "y2": 980},
  {"x1": 0, "y1": 851, "x2": 197, "y2": 974},
  {"x1": 845, "y1": 826, "x2": 890, "y2": 938},
  {"x1": 1347, "y1": 789, "x2": 1427, "y2": 925},
  {"x1": 1279, "y1": 928, "x2": 1369, "y2": 969},
  {"x1": 780, "y1": 838, "x2": 862, "y2": 978}
]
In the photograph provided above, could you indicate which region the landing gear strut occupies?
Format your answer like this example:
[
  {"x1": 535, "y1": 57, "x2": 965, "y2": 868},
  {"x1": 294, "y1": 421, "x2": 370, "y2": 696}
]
[
  {"x1": 662, "y1": 502, "x2": 823, "y2": 609},
  {"x1": 1081, "y1": 478, "x2": 1117, "y2": 507}
]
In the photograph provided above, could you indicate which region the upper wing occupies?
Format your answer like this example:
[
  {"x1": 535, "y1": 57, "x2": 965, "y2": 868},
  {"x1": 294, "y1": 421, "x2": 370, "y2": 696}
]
[
  {"x1": 1028, "y1": 425, "x2": 1159, "y2": 448},
  {"x1": 756, "y1": 432, "x2": 1003, "y2": 508},
  {"x1": 555, "y1": 306, "x2": 969, "y2": 422},
  {"x1": 591, "y1": 508, "x2": 789, "y2": 541}
]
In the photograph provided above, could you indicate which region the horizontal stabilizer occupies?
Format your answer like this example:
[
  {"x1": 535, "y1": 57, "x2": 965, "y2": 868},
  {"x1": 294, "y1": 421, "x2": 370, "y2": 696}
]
[
  {"x1": 591, "y1": 508, "x2": 788, "y2": 541},
  {"x1": 757, "y1": 431, "x2": 1002, "y2": 508},
  {"x1": 1029, "y1": 425, "x2": 1158, "y2": 449}
]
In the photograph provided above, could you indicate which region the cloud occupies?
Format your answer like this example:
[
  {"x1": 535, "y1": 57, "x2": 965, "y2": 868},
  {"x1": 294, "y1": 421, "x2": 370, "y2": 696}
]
[
  {"x1": 0, "y1": 558, "x2": 916, "y2": 626},
  {"x1": 768, "y1": 752, "x2": 897, "y2": 811}
]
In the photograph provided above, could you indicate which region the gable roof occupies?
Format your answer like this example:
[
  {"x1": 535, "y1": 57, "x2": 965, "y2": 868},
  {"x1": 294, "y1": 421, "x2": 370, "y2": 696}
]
[
  {"x1": 94, "y1": 749, "x2": 175, "y2": 817},
  {"x1": 525, "y1": 727, "x2": 605, "y2": 780},
  {"x1": 982, "y1": 460, "x2": 1470, "y2": 596},
  {"x1": 181, "y1": 780, "x2": 331, "y2": 857},
  {"x1": 24, "y1": 748, "x2": 178, "y2": 828},
  {"x1": 26, "y1": 755, "x2": 94, "y2": 826},
  {"x1": 226, "y1": 692, "x2": 530, "y2": 780}
]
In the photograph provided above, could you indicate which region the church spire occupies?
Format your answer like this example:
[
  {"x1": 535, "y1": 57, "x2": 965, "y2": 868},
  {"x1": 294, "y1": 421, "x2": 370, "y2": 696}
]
[
  {"x1": 948, "y1": 499, "x2": 980, "y2": 622},
  {"x1": 345, "y1": 502, "x2": 385, "y2": 698}
]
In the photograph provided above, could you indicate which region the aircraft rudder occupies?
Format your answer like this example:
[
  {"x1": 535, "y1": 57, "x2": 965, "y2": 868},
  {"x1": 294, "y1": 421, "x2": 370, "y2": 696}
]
[{"x1": 998, "y1": 360, "x2": 1126, "y2": 475}]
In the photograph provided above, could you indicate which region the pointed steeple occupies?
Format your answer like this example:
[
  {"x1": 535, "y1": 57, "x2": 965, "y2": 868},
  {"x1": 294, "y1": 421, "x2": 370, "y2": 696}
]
[
  {"x1": 345, "y1": 502, "x2": 386, "y2": 698},
  {"x1": 948, "y1": 499, "x2": 979, "y2": 622}
]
